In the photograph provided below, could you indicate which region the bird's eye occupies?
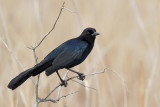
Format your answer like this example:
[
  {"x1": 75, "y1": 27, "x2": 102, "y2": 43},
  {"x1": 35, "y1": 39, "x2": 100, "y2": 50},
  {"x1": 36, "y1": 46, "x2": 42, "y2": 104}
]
[
  {"x1": 89, "y1": 30, "x2": 93, "y2": 34},
  {"x1": 87, "y1": 30, "x2": 93, "y2": 35}
]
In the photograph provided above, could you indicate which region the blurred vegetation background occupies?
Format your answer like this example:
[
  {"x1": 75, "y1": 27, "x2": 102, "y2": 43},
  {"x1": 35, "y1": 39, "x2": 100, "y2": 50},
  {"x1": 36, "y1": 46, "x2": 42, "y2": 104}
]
[{"x1": 0, "y1": 0, "x2": 160, "y2": 107}]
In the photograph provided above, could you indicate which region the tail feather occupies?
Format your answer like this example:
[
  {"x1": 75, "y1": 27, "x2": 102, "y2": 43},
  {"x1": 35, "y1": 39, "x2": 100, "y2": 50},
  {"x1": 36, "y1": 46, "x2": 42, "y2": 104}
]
[
  {"x1": 31, "y1": 60, "x2": 52, "y2": 76},
  {"x1": 8, "y1": 68, "x2": 33, "y2": 90},
  {"x1": 8, "y1": 59, "x2": 52, "y2": 90}
]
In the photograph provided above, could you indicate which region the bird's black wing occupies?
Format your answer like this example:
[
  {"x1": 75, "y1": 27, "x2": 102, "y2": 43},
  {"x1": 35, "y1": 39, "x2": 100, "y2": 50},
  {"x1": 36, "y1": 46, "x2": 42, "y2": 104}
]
[{"x1": 45, "y1": 42, "x2": 88, "y2": 76}]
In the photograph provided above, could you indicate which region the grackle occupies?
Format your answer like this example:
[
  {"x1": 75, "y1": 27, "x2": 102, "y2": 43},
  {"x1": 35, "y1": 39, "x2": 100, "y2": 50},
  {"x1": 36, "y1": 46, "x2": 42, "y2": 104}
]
[{"x1": 8, "y1": 27, "x2": 100, "y2": 90}]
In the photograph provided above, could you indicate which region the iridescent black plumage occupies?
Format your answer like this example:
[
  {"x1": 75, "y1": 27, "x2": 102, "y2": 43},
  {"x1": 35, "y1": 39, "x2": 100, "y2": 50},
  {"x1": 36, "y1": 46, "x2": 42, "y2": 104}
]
[{"x1": 8, "y1": 27, "x2": 99, "y2": 90}]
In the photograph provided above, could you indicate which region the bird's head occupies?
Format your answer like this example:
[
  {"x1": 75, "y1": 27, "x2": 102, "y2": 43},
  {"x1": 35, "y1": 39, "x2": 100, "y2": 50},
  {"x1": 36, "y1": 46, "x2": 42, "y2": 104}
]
[{"x1": 80, "y1": 27, "x2": 100, "y2": 44}]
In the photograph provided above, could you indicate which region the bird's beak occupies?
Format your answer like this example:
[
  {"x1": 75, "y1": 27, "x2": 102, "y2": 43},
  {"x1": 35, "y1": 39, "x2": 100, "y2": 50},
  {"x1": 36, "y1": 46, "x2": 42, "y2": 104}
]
[{"x1": 92, "y1": 32, "x2": 100, "y2": 36}]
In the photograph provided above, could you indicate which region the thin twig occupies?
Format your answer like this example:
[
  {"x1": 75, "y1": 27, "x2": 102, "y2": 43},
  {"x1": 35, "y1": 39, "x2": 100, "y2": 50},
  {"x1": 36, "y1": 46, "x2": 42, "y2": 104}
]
[
  {"x1": 40, "y1": 98, "x2": 57, "y2": 103},
  {"x1": 41, "y1": 91, "x2": 79, "y2": 103},
  {"x1": 0, "y1": 38, "x2": 36, "y2": 85},
  {"x1": 44, "y1": 68, "x2": 107, "y2": 99},
  {"x1": 63, "y1": 7, "x2": 77, "y2": 13},
  {"x1": 85, "y1": 68, "x2": 107, "y2": 76},
  {"x1": 57, "y1": 91, "x2": 79, "y2": 101},
  {"x1": 108, "y1": 68, "x2": 128, "y2": 92},
  {"x1": 107, "y1": 68, "x2": 128, "y2": 107},
  {"x1": 27, "y1": 2, "x2": 65, "y2": 106},
  {"x1": 0, "y1": 38, "x2": 24, "y2": 71},
  {"x1": 0, "y1": 4, "x2": 12, "y2": 47},
  {"x1": 16, "y1": 90, "x2": 20, "y2": 107},
  {"x1": 33, "y1": 2, "x2": 65, "y2": 49},
  {"x1": 33, "y1": 48, "x2": 40, "y2": 105},
  {"x1": 71, "y1": 0, "x2": 83, "y2": 30},
  {"x1": 70, "y1": 79, "x2": 97, "y2": 91},
  {"x1": 44, "y1": 85, "x2": 61, "y2": 100},
  {"x1": 44, "y1": 71, "x2": 69, "y2": 100}
]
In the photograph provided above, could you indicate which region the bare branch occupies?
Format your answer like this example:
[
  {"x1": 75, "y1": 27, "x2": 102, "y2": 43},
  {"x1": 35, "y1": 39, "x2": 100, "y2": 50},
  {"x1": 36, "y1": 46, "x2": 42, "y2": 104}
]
[
  {"x1": 44, "y1": 70, "x2": 69, "y2": 100},
  {"x1": 108, "y1": 68, "x2": 128, "y2": 92},
  {"x1": 65, "y1": 68, "x2": 107, "y2": 83},
  {"x1": 70, "y1": 79, "x2": 97, "y2": 91},
  {"x1": 44, "y1": 68, "x2": 108, "y2": 99},
  {"x1": 107, "y1": 68, "x2": 128, "y2": 107},
  {"x1": 33, "y1": 2, "x2": 65, "y2": 49},
  {"x1": 85, "y1": 68, "x2": 107, "y2": 77},
  {"x1": 71, "y1": 0, "x2": 83, "y2": 30},
  {"x1": 0, "y1": 38, "x2": 24, "y2": 71},
  {"x1": 28, "y1": 2, "x2": 65, "y2": 106},
  {"x1": 57, "y1": 91, "x2": 79, "y2": 101},
  {"x1": 40, "y1": 98, "x2": 57, "y2": 103},
  {"x1": 63, "y1": 7, "x2": 77, "y2": 13},
  {"x1": 41, "y1": 91, "x2": 78, "y2": 103},
  {"x1": 0, "y1": 38, "x2": 36, "y2": 85},
  {"x1": 0, "y1": 4, "x2": 12, "y2": 47},
  {"x1": 45, "y1": 84, "x2": 61, "y2": 100}
]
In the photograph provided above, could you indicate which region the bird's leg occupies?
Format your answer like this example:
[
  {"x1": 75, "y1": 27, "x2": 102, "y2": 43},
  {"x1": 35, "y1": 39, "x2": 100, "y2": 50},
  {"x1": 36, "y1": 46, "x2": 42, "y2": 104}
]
[
  {"x1": 56, "y1": 71, "x2": 68, "y2": 87},
  {"x1": 67, "y1": 68, "x2": 85, "y2": 81}
]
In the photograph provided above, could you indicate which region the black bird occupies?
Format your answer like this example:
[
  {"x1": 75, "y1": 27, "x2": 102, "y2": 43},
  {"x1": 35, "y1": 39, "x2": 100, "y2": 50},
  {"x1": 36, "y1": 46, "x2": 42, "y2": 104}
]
[{"x1": 8, "y1": 27, "x2": 100, "y2": 90}]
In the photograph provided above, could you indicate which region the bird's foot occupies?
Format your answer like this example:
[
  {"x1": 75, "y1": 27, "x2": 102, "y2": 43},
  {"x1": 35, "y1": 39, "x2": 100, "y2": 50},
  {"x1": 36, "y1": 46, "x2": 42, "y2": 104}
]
[
  {"x1": 60, "y1": 80, "x2": 68, "y2": 87},
  {"x1": 78, "y1": 73, "x2": 85, "y2": 81}
]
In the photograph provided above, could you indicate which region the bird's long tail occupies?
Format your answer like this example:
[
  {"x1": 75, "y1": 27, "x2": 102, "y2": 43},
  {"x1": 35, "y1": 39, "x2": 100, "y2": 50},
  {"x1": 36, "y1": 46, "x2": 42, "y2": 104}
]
[
  {"x1": 8, "y1": 60, "x2": 52, "y2": 90},
  {"x1": 8, "y1": 68, "x2": 34, "y2": 90}
]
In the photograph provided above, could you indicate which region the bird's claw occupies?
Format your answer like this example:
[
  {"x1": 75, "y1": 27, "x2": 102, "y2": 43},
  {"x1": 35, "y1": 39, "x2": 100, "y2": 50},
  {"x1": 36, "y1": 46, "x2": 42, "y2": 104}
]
[
  {"x1": 78, "y1": 73, "x2": 85, "y2": 81},
  {"x1": 60, "y1": 80, "x2": 68, "y2": 87}
]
